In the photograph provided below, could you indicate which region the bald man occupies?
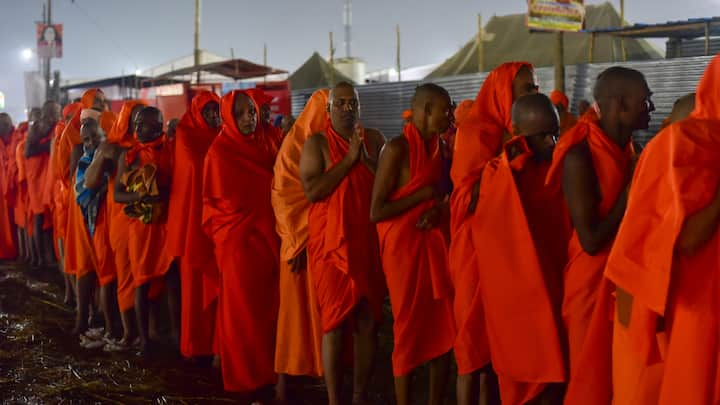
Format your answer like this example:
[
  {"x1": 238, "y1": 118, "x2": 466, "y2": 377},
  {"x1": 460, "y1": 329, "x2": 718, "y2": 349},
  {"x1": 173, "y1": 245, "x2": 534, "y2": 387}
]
[
  {"x1": 301, "y1": 81, "x2": 387, "y2": 405},
  {"x1": 547, "y1": 67, "x2": 654, "y2": 404},
  {"x1": 370, "y1": 84, "x2": 455, "y2": 405},
  {"x1": 660, "y1": 93, "x2": 695, "y2": 130}
]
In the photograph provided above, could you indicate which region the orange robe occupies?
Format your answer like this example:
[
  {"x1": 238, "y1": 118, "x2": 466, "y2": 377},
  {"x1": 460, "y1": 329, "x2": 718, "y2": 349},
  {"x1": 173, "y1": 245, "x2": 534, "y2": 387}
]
[
  {"x1": 123, "y1": 136, "x2": 174, "y2": 286},
  {"x1": 0, "y1": 131, "x2": 18, "y2": 259},
  {"x1": 25, "y1": 123, "x2": 54, "y2": 220},
  {"x1": 472, "y1": 137, "x2": 570, "y2": 404},
  {"x1": 13, "y1": 125, "x2": 29, "y2": 230},
  {"x1": 202, "y1": 90, "x2": 281, "y2": 392},
  {"x1": 550, "y1": 90, "x2": 578, "y2": 134},
  {"x1": 271, "y1": 89, "x2": 328, "y2": 377},
  {"x1": 165, "y1": 91, "x2": 220, "y2": 358},
  {"x1": 545, "y1": 114, "x2": 634, "y2": 405},
  {"x1": 449, "y1": 62, "x2": 531, "y2": 375},
  {"x1": 376, "y1": 123, "x2": 455, "y2": 377},
  {"x1": 307, "y1": 120, "x2": 386, "y2": 333},
  {"x1": 606, "y1": 55, "x2": 720, "y2": 405}
]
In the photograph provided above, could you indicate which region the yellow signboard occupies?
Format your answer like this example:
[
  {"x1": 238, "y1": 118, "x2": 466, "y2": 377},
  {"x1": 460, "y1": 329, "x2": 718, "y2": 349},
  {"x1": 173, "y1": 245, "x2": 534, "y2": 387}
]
[{"x1": 527, "y1": 0, "x2": 586, "y2": 32}]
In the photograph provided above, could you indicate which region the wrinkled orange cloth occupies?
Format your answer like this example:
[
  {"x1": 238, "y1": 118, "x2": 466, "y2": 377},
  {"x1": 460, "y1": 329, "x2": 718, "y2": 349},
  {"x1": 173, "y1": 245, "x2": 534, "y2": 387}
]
[
  {"x1": 123, "y1": 135, "x2": 173, "y2": 286},
  {"x1": 14, "y1": 126, "x2": 29, "y2": 229},
  {"x1": 0, "y1": 132, "x2": 18, "y2": 259},
  {"x1": 376, "y1": 123, "x2": 455, "y2": 377},
  {"x1": 61, "y1": 89, "x2": 115, "y2": 277},
  {"x1": 166, "y1": 91, "x2": 221, "y2": 358},
  {"x1": 560, "y1": 112, "x2": 578, "y2": 135},
  {"x1": 606, "y1": 54, "x2": 720, "y2": 405},
  {"x1": 202, "y1": 90, "x2": 281, "y2": 392},
  {"x1": 107, "y1": 100, "x2": 145, "y2": 308},
  {"x1": 450, "y1": 62, "x2": 532, "y2": 375},
  {"x1": 307, "y1": 119, "x2": 386, "y2": 333},
  {"x1": 453, "y1": 100, "x2": 473, "y2": 126},
  {"x1": 25, "y1": 122, "x2": 56, "y2": 217},
  {"x1": 472, "y1": 137, "x2": 569, "y2": 404},
  {"x1": 271, "y1": 89, "x2": 328, "y2": 377},
  {"x1": 545, "y1": 114, "x2": 634, "y2": 405}
]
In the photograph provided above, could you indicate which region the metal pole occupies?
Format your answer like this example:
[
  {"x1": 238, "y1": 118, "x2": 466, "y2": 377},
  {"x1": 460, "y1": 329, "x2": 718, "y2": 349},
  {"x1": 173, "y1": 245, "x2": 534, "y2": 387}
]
[
  {"x1": 329, "y1": 32, "x2": 335, "y2": 86},
  {"x1": 705, "y1": 22, "x2": 711, "y2": 56},
  {"x1": 194, "y1": 0, "x2": 201, "y2": 84},
  {"x1": 263, "y1": 43, "x2": 268, "y2": 84},
  {"x1": 620, "y1": 0, "x2": 627, "y2": 61},
  {"x1": 45, "y1": 0, "x2": 52, "y2": 101},
  {"x1": 555, "y1": 31, "x2": 565, "y2": 92},
  {"x1": 396, "y1": 24, "x2": 401, "y2": 82},
  {"x1": 589, "y1": 32, "x2": 595, "y2": 63},
  {"x1": 477, "y1": 13, "x2": 484, "y2": 73}
]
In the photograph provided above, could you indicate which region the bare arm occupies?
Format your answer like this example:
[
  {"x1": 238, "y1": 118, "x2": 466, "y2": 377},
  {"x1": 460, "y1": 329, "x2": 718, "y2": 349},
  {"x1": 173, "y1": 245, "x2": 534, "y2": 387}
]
[
  {"x1": 562, "y1": 143, "x2": 628, "y2": 255},
  {"x1": 370, "y1": 137, "x2": 433, "y2": 223},
  {"x1": 25, "y1": 122, "x2": 52, "y2": 157},
  {"x1": 676, "y1": 183, "x2": 720, "y2": 256},
  {"x1": 300, "y1": 133, "x2": 357, "y2": 203},
  {"x1": 84, "y1": 143, "x2": 115, "y2": 190},
  {"x1": 113, "y1": 151, "x2": 142, "y2": 204}
]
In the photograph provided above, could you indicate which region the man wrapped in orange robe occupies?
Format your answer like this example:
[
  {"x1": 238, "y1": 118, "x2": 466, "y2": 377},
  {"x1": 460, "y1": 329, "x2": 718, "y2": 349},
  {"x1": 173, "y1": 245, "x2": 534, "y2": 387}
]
[
  {"x1": 449, "y1": 62, "x2": 538, "y2": 405},
  {"x1": 166, "y1": 91, "x2": 221, "y2": 359},
  {"x1": 605, "y1": 55, "x2": 720, "y2": 405},
  {"x1": 545, "y1": 67, "x2": 653, "y2": 404},
  {"x1": 550, "y1": 90, "x2": 578, "y2": 135},
  {"x1": 0, "y1": 113, "x2": 18, "y2": 260},
  {"x1": 471, "y1": 94, "x2": 570, "y2": 404},
  {"x1": 15, "y1": 126, "x2": 32, "y2": 262},
  {"x1": 202, "y1": 90, "x2": 281, "y2": 395},
  {"x1": 271, "y1": 89, "x2": 328, "y2": 384},
  {"x1": 300, "y1": 82, "x2": 387, "y2": 405},
  {"x1": 371, "y1": 84, "x2": 455, "y2": 405}
]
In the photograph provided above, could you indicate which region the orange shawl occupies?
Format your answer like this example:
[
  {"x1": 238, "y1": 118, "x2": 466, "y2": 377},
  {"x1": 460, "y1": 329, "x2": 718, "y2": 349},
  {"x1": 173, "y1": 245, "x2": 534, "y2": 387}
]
[
  {"x1": 545, "y1": 113, "x2": 634, "y2": 405},
  {"x1": 271, "y1": 88, "x2": 328, "y2": 377},
  {"x1": 376, "y1": 123, "x2": 455, "y2": 377},
  {"x1": 450, "y1": 62, "x2": 532, "y2": 375},
  {"x1": 202, "y1": 90, "x2": 281, "y2": 392}
]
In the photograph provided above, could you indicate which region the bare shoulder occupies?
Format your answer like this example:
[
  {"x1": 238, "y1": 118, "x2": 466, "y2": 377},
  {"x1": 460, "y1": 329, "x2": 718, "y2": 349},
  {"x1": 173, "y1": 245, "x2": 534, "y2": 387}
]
[
  {"x1": 563, "y1": 140, "x2": 592, "y2": 172},
  {"x1": 305, "y1": 132, "x2": 328, "y2": 152},
  {"x1": 381, "y1": 135, "x2": 408, "y2": 157},
  {"x1": 364, "y1": 128, "x2": 386, "y2": 145}
]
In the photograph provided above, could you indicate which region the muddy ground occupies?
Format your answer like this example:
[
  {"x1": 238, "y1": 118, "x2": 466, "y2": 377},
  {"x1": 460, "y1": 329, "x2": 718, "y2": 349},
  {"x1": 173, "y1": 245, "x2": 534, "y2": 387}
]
[{"x1": 0, "y1": 264, "x2": 458, "y2": 404}]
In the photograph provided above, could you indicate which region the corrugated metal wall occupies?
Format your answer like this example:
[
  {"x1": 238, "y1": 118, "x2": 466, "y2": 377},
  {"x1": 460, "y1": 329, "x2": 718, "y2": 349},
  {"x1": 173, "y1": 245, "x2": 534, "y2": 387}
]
[{"x1": 292, "y1": 56, "x2": 712, "y2": 144}]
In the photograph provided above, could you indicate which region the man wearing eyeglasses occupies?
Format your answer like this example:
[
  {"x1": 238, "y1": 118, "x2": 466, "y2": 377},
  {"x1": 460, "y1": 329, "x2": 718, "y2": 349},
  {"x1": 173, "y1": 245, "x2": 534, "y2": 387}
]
[
  {"x1": 300, "y1": 81, "x2": 387, "y2": 405},
  {"x1": 546, "y1": 66, "x2": 654, "y2": 404}
]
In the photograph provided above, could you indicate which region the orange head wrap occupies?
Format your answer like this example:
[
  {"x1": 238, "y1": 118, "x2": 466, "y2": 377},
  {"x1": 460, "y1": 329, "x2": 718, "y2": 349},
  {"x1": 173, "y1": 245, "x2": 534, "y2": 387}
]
[
  {"x1": 107, "y1": 100, "x2": 146, "y2": 147},
  {"x1": 549, "y1": 90, "x2": 569, "y2": 110}
]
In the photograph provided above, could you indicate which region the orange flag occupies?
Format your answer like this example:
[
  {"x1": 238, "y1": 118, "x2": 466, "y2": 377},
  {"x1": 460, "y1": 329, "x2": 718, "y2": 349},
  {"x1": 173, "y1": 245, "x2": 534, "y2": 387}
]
[
  {"x1": 166, "y1": 91, "x2": 221, "y2": 358},
  {"x1": 202, "y1": 90, "x2": 281, "y2": 392},
  {"x1": 271, "y1": 89, "x2": 328, "y2": 377},
  {"x1": 450, "y1": 62, "x2": 532, "y2": 375},
  {"x1": 545, "y1": 113, "x2": 634, "y2": 405},
  {"x1": 606, "y1": 54, "x2": 720, "y2": 405},
  {"x1": 375, "y1": 123, "x2": 455, "y2": 377},
  {"x1": 471, "y1": 137, "x2": 569, "y2": 404},
  {"x1": 307, "y1": 119, "x2": 387, "y2": 333}
]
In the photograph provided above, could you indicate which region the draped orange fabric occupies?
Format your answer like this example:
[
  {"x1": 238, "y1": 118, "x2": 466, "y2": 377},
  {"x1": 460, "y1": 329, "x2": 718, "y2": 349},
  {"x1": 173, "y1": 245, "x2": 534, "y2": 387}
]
[
  {"x1": 271, "y1": 89, "x2": 328, "y2": 377},
  {"x1": 471, "y1": 137, "x2": 569, "y2": 404},
  {"x1": 307, "y1": 119, "x2": 386, "y2": 333},
  {"x1": 25, "y1": 122, "x2": 56, "y2": 217},
  {"x1": 606, "y1": 54, "x2": 720, "y2": 405},
  {"x1": 450, "y1": 62, "x2": 531, "y2": 375},
  {"x1": 0, "y1": 131, "x2": 18, "y2": 259},
  {"x1": 47, "y1": 120, "x2": 72, "y2": 244},
  {"x1": 107, "y1": 100, "x2": 144, "y2": 147},
  {"x1": 202, "y1": 90, "x2": 281, "y2": 392},
  {"x1": 550, "y1": 92, "x2": 578, "y2": 134},
  {"x1": 165, "y1": 91, "x2": 220, "y2": 358},
  {"x1": 124, "y1": 135, "x2": 173, "y2": 286},
  {"x1": 93, "y1": 198, "x2": 116, "y2": 286},
  {"x1": 14, "y1": 132, "x2": 29, "y2": 229},
  {"x1": 545, "y1": 114, "x2": 634, "y2": 405},
  {"x1": 453, "y1": 100, "x2": 473, "y2": 126},
  {"x1": 376, "y1": 123, "x2": 455, "y2": 377}
]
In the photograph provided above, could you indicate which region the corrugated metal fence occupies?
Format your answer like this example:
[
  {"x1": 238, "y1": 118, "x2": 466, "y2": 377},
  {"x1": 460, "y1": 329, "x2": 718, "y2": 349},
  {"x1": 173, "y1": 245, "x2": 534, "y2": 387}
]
[{"x1": 292, "y1": 56, "x2": 712, "y2": 144}]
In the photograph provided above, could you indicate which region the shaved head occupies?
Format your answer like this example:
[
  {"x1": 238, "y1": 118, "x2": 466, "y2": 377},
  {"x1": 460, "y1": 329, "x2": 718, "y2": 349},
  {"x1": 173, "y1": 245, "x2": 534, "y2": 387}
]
[
  {"x1": 661, "y1": 93, "x2": 696, "y2": 129},
  {"x1": 0, "y1": 113, "x2": 13, "y2": 138},
  {"x1": 411, "y1": 83, "x2": 452, "y2": 137},
  {"x1": 328, "y1": 81, "x2": 360, "y2": 133},
  {"x1": 511, "y1": 93, "x2": 559, "y2": 161},
  {"x1": 593, "y1": 66, "x2": 653, "y2": 133},
  {"x1": 593, "y1": 67, "x2": 648, "y2": 106}
]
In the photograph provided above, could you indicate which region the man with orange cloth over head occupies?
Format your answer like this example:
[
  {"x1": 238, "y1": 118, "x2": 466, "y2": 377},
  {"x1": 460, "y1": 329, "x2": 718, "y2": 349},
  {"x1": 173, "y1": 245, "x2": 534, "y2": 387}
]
[
  {"x1": 370, "y1": 83, "x2": 455, "y2": 405},
  {"x1": 449, "y1": 62, "x2": 538, "y2": 405},
  {"x1": 166, "y1": 90, "x2": 221, "y2": 362},
  {"x1": 300, "y1": 81, "x2": 387, "y2": 405},
  {"x1": 202, "y1": 90, "x2": 282, "y2": 399},
  {"x1": 270, "y1": 88, "x2": 328, "y2": 401}
]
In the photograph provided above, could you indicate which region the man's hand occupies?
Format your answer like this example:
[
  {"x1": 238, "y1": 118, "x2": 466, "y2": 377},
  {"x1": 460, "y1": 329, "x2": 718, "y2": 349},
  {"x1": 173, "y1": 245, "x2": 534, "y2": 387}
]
[
  {"x1": 344, "y1": 124, "x2": 364, "y2": 165},
  {"x1": 416, "y1": 204, "x2": 443, "y2": 230},
  {"x1": 288, "y1": 249, "x2": 308, "y2": 274}
]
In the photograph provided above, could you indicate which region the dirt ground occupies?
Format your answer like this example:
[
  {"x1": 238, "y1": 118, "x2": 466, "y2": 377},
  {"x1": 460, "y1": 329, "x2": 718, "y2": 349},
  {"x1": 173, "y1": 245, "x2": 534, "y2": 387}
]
[{"x1": 0, "y1": 263, "x2": 458, "y2": 404}]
